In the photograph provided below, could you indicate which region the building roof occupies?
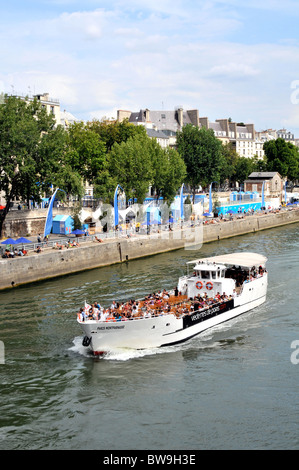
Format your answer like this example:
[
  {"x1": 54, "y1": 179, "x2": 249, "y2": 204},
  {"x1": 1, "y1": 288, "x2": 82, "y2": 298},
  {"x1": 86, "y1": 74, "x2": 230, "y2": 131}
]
[
  {"x1": 248, "y1": 172, "x2": 280, "y2": 179},
  {"x1": 128, "y1": 108, "x2": 193, "y2": 132},
  {"x1": 60, "y1": 110, "x2": 81, "y2": 127},
  {"x1": 53, "y1": 215, "x2": 72, "y2": 222},
  {"x1": 146, "y1": 129, "x2": 169, "y2": 139}
]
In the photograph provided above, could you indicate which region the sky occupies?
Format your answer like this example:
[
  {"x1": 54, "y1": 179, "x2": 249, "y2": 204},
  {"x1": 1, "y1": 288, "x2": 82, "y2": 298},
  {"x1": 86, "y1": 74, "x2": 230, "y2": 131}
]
[{"x1": 2, "y1": 0, "x2": 299, "y2": 134}]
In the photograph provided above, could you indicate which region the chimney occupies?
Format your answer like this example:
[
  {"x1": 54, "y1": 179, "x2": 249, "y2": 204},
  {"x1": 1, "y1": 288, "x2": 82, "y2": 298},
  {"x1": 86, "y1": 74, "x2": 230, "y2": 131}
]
[
  {"x1": 117, "y1": 110, "x2": 132, "y2": 122},
  {"x1": 199, "y1": 117, "x2": 209, "y2": 129},
  {"x1": 177, "y1": 107, "x2": 183, "y2": 128}
]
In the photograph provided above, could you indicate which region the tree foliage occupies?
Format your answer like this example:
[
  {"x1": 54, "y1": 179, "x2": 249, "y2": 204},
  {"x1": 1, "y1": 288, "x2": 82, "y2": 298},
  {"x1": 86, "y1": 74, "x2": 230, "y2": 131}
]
[
  {"x1": 0, "y1": 95, "x2": 82, "y2": 236},
  {"x1": 263, "y1": 138, "x2": 299, "y2": 182},
  {"x1": 176, "y1": 125, "x2": 224, "y2": 198},
  {"x1": 108, "y1": 134, "x2": 154, "y2": 203}
]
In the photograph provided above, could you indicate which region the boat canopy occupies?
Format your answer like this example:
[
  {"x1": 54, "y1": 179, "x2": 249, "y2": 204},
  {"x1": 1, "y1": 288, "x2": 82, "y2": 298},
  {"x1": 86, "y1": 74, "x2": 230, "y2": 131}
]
[{"x1": 187, "y1": 252, "x2": 267, "y2": 269}]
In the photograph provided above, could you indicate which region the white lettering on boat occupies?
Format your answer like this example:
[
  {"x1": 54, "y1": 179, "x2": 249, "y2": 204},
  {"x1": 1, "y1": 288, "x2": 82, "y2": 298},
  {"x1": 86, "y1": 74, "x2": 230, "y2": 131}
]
[{"x1": 97, "y1": 325, "x2": 125, "y2": 331}]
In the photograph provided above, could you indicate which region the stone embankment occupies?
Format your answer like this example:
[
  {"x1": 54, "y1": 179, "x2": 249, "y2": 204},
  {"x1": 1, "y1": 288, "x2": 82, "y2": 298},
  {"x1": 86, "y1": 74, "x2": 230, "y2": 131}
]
[{"x1": 1, "y1": 209, "x2": 299, "y2": 290}]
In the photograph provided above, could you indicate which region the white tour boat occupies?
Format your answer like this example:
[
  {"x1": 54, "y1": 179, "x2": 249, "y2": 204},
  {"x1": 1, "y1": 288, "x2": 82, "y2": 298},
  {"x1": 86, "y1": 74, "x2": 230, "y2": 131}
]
[{"x1": 77, "y1": 252, "x2": 268, "y2": 355}]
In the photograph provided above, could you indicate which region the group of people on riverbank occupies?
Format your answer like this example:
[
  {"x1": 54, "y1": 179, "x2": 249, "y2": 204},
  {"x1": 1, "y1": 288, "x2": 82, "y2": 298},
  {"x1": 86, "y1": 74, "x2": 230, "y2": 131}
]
[
  {"x1": 2, "y1": 247, "x2": 28, "y2": 258},
  {"x1": 78, "y1": 288, "x2": 235, "y2": 323}
]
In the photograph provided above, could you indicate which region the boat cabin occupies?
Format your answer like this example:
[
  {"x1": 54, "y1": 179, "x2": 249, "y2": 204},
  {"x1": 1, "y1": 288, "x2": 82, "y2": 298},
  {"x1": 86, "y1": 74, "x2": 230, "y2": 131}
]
[
  {"x1": 179, "y1": 252, "x2": 267, "y2": 299},
  {"x1": 186, "y1": 261, "x2": 235, "y2": 298}
]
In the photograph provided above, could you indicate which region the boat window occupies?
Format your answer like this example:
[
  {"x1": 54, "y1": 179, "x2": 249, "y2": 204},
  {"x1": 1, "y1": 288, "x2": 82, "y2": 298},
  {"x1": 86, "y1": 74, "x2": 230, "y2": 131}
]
[
  {"x1": 201, "y1": 271, "x2": 210, "y2": 279},
  {"x1": 211, "y1": 271, "x2": 217, "y2": 279}
]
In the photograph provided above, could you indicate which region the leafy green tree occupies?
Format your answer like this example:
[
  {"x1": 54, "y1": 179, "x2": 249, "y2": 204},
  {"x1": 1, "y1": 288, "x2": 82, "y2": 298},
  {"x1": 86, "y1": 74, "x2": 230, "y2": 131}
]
[
  {"x1": 108, "y1": 134, "x2": 154, "y2": 203},
  {"x1": 263, "y1": 138, "x2": 299, "y2": 182},
  {"x1": 0, "y1": 95, "x2": 84, "y2": 236},
  {"x1": 219, "y1": 142, "x2": 239, "y2": 185},
  {"x1": 65, "y1": 122, "x2": 112, "y2": 200},
  {"x1": 87, "y1": 118, "x2": 146, "y2": 152},
  {"x1": 233, "y1": 156, "x2": 256, "y2": 185},
  {"x1": 149, "y1": 139, "x2": 186, "y2": 202},
  {"x1": 176, "y1": 125, "x2": 224, "y2": 200}
]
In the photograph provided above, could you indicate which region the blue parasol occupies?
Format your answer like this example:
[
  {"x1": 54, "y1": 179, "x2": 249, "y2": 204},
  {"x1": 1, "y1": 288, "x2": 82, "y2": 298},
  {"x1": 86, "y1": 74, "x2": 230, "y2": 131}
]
[
  {"x1": 1, "y1": 238, "x2": 18, "y2": 245},
  {"x1": 16, "y1": 237, "x2": 33, "y2": 244},
  {"x1": 71, "y1": 229, "x2": 85, "y2": 234}
]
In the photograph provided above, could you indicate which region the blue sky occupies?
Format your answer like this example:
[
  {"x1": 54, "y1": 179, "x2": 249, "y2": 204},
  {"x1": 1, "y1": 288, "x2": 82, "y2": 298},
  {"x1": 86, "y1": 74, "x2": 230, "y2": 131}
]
[{"x1": 2, "y1": 0, "x2": 299, "y2": 134}]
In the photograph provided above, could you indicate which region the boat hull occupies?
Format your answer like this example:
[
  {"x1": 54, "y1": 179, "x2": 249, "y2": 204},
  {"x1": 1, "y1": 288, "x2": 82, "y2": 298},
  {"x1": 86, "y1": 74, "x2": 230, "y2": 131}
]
[{"x1": 78, "y1": 274, "x2": 267, "y2": 354}]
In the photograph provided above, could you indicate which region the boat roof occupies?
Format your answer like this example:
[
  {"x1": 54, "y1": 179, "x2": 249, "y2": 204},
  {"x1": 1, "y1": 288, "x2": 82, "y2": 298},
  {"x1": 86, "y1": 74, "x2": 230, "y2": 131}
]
[{"x1": 187, "y1": 252, "x2": 267, "y2": 269}]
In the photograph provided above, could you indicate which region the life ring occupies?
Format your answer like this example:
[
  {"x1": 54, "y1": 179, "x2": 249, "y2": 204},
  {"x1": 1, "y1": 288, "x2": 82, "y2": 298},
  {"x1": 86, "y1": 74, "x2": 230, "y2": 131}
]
[
  {"x1": 196, "y1": 281, "x2": 203, "y2": 290},
  {"x1": 206, "y1": 282, "x2": 213, "y2": 290},
  {"x1": 82, "y1": 336, "x2": 91, "y2": 347}
]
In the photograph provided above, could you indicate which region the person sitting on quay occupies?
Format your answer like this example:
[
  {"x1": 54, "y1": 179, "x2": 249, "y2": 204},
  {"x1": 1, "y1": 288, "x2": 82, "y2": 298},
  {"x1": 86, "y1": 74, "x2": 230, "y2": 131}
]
[
  {"x1": 35, "y1": 246, "x2": 42, "y2": 253},
  {"x1": 53, "y1": 242, "x2": 64, "y2": 250}
]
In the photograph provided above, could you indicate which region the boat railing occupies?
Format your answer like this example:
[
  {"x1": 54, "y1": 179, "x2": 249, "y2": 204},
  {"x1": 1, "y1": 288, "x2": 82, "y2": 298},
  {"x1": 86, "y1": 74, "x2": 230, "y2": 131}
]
[{"x1": 77, "y1": 293, "x2": 238, "y2": 323}]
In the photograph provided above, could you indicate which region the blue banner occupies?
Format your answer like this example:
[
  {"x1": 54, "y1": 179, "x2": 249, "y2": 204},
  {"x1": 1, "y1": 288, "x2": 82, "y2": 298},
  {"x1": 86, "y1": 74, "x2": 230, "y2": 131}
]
[
  {"x1": 114, "y1": 185, "x2": 124, "y2": 228},
  {"x1": 43, "y1": 188, "x2": 59, "y2": 238},
  {"x1": 180, "y1": 184, "x2": 184, "y2": 220},
  {"x1": 209, "y1": 183, "x2": 213, "y2": 214},
  {"x1": 261, "y1": 181, "x2": 265, "y2": 208}
]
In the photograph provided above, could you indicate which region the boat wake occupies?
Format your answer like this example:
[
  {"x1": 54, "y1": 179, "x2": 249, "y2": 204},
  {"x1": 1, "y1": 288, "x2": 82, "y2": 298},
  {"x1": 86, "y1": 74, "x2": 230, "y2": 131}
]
[{"x1": 70, "y1": 336, "x2": 189, "y2": 361}]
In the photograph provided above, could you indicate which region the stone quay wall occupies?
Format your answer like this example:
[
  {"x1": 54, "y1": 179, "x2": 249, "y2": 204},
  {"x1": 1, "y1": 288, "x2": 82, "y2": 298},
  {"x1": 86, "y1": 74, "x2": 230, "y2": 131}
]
[{"x1": 0, "y1": 209, "x2": 299, "y2": 290}]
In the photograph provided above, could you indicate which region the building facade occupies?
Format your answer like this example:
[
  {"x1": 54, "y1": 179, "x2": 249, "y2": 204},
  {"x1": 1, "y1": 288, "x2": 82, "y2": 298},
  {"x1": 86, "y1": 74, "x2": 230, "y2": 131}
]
[{"x1": 244, "y1": 172, "x2": 283, "y2": 199}]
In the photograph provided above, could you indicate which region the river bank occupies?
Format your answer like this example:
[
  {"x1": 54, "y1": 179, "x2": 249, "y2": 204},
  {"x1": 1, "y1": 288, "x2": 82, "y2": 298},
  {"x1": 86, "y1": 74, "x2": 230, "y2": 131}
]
[{"x1": 1, "y1": 207, "x2": 299, "y2": 290}]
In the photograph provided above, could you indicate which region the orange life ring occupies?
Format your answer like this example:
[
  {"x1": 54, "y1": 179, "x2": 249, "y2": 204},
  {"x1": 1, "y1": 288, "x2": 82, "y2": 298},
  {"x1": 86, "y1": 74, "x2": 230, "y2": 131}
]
[
  {"x1": 206, "y1": 281, "x2": 213, "y2": 290},
  {"x1": 196, "y1": 281, "x2": 203, "y2": 290}
]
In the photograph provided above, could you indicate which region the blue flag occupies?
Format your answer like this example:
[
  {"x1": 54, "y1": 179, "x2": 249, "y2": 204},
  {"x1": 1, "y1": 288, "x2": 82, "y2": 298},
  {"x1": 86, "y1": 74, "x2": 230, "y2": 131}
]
[
  {"x1": 209, "y1": 183, "x2": 213, "y2": 214},
  {"x1": 261, "y1": 181, "x2": 265, "y2": 208},
  {"x1": 180, "y1": 184, "x2": 184, "y2": 220},
  {"x1": 43, "y1": 188, "x2": 59, "y2": 238},
  {"x1": 114, "y1": 184, "x2": 124, "y2": 228}
]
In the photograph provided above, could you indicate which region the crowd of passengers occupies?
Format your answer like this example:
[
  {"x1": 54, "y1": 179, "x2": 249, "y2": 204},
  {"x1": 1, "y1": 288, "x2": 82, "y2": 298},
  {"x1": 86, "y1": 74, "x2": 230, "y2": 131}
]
[
  {"x1": 78, "y1": 288, "x2": 236, "y2": 322},
  {"x1": 225, "y1": 264, "x2": 266, "y2": 287}
]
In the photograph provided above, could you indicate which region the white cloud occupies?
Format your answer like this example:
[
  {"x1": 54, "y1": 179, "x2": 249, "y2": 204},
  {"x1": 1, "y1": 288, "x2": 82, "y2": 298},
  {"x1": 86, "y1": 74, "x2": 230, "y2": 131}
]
[{"x1": 1, "y1": 2, "x2": 299, "y2": 134}]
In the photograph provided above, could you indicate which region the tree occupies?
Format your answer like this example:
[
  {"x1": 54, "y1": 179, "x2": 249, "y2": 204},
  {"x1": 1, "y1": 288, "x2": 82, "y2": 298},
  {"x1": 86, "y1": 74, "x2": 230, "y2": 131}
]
[
  {"x1": 220, "y1": 142, "x2": 239, "y2": 186},
  {"x1": 263, "y1": 138, "x2": 299, "y2": 183},
  {"x1": 176, "y1": 125, "x2": 224, "y2": 200},
  {"x1": 0, "y1": 95, "x2": 84, "y2": 236},
  {"x1": 149, "y1": 139, "x2": 186, "y2": 202},
  {"x1": 233, "y1": 156, "x2": 256, "y2": 185},
  {"x1": 65, "y1": 122, "x2": 112, "y2": 200},
  {"x1": 87, "y1": 118, "x2": 146, "y2": 152},
  {"x1": 108, "y1": 134, "x2": 154, "y2": 203}
]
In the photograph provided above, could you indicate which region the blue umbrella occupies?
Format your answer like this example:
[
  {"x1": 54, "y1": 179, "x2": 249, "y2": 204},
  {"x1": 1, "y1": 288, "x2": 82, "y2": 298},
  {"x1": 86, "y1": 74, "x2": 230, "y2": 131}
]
[
  {"x1": 203, "y1": 212, "x2": 211, "y2": 217},
  {"x1": 16, "y1": 237, "x2": 33, "y2": 244},
  {"x1": 71, "y1": 229, "x2": 85, "y2": 234},
  {"x1": 1, "y1": 238, "x2": 18, "y2": 244}
]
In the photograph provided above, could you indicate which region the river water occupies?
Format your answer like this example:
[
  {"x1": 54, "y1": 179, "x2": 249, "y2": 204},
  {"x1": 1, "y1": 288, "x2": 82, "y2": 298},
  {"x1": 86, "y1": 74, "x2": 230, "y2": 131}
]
[{"x1": 1, "y1": 224, "x2": 299, "y2": 450}]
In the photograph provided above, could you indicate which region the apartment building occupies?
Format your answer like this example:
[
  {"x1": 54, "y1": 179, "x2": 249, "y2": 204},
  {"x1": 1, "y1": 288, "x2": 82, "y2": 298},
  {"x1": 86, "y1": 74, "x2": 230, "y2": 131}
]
[
  {"x1": 256, "y1": 128, "x2": 295, "y2": 145},
  {"x1": 117, "y1": 107, "x2": 199, "y2": 147},
  {"x1": 6, "y1": 91, "x2": 81, "y2": 129},
  {"x1": 199, "y1": 117, "x2": 264, "y2": 159},
  {"x1": 118, "y1": 107, "x2": 200, "y2": 132},
  {"x1": 118, "y1": 109, "x2": 264, "y2": 158}
]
